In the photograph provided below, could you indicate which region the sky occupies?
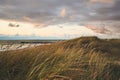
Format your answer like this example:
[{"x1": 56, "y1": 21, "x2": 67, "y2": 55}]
[{"x1": 0, "y1": 0, "x2": 120, "y2": 40}]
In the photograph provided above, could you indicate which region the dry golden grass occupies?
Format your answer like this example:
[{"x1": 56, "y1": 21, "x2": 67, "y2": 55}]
[{"x1": 0, "y1": 37, "x2": 120, "y2": 80}]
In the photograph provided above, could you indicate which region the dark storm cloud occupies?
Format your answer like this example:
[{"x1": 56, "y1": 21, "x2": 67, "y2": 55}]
[
  {"x1": 91, "y1": 0, "x2": 120, "y2": 21},
  {"x1": 0, "y1": 0, "x2": 119, "y2": 27},
  {"x1": 0, "y1": 0, "x2": 89, "y2": 27}
]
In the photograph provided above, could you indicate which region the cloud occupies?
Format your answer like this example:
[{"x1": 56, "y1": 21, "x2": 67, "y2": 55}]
[
  {"x1": 84, "y1": 21, "x2": 120, "y2": 36},
  {"x1": 106, "y1": 23, "x2": 120, "y2": 33},
  {"x1": 23, "y1": 16, "x2": 33, "y2": 22},
  {"x1": 85, "y1": 25, "x2": 112, "y2": 34},
  {"x1": 34, "y1": 23, "x2": 48, "y2": 28},
  {"x1": 8, "y1": 23, "x2": 20, "y2": 27},
  {"x1": 0, "y1": 0, "x2": 119, "y2": 27},
  {"x1": 60, "y1": 8, "x2": 67, "y2": 17},
  {"x1": 87, "y1": 0, "x2": 120, "y2": 21},
  {"x1": 89, "y1": 0, "x2": 114, "y2": 4}
]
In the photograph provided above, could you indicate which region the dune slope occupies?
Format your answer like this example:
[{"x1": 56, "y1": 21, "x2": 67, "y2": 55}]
[{"x1": 0, "y1": 37, "x2": 120, "y2": 80}]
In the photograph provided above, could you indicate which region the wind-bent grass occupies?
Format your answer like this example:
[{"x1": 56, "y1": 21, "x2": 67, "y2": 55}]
[{"x1": 0, "y1": 37, "x2": 120, "y2": 80}]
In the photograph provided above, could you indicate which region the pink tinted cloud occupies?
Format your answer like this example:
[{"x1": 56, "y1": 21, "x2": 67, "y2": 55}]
[{"x1": 85, "y1": 25, "x2": 112, "y2": 34}]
